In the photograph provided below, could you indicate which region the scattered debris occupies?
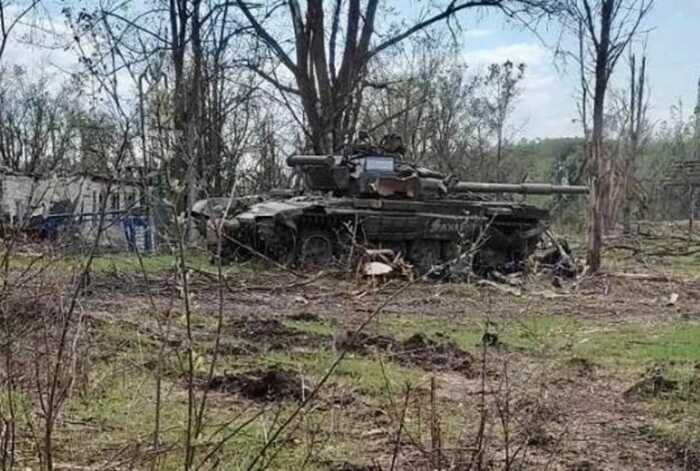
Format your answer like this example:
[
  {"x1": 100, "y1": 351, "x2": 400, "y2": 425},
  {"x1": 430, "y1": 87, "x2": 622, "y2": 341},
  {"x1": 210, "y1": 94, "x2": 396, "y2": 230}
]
[
  {"x1": 363, "y1": 261, "x2": 393, "y2": 276},
  {"x1": 566, "y1": 357, "x2": 598, "y2": 378},
  {"x1": 533, "y1": 289, "x2": 571, "y2": 299},
  {"x1": 625, "y1": 370, "x2": 678, "y2": 398},
  {"x1": 536, "y1": 232, "x2": 578, "y2": 278},
  {"x1": 491, "y1": 270, "x2": 524, "y2": 287},
  {"x1": 477, "y1": 279, "x2": 522, "y2": 297},
  {"x1": 604, "y1": 272, "x2": 675, "y2": 283},
  {"x1": 666, "y1": 292, "x2": 679, "y2": 306},
  {"x1": 207, "y1": 367, "x2": 310, "y2": 402},
  {"x1": 359, "y1": 249, "x2": 414, "y2": 281}
]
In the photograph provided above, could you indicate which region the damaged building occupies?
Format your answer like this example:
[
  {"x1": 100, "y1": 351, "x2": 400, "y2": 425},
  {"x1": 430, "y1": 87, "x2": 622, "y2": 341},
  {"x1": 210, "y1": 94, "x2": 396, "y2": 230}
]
[{"x1": 0, "y1": 167, "x2": 159, "y2": 251}]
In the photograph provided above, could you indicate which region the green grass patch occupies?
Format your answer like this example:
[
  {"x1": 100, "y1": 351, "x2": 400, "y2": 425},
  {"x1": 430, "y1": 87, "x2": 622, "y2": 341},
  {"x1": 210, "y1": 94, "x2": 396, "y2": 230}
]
[
  {"x1": 630, "y1": 366, "x2": 700, "y2": 467},
  {"x1": 375, "y1": 313, "x2": 483, "y2": 348},
  {"x1": 378, "y1": 311, "x2": 700, "y2": 373},
  {"x1": 571, "y1": 321, "x2": 700, "y2": 368},
  {"x1": 7, "y1": 250, "x2": 270, "y2": 276},
  {"x1": 264, "y1": 349, "x2": 424, "y2": 398},
  {"x1": 65, "y1": 358, "x2": 321, "y2": 469},
  {"x1": 283, "y1": 318, "x2": 337, "y2": 337},
  {"x1": 376, "y1": 312, "x2": 583, "y2": 355}
]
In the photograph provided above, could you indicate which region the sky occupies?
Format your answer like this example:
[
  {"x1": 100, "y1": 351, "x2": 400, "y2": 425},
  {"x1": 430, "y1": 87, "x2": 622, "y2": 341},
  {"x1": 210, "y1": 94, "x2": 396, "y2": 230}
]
[
  {"x1": 2, "y1": 0, "x2": 699, "y2": 140},
  {"x1": 450, "y1": 0, "x2": 700, "y2": 138}
]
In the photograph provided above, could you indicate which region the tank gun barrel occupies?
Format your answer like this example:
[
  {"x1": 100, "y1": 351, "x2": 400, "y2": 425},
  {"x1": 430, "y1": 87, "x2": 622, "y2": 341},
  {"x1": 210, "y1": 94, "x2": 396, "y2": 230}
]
[
  {"x1": 452, "y1": 182, "x2": 588, "y2": 195},
  {"x1": 286, "y1": 155, "x2": 334, "y2": 167}
]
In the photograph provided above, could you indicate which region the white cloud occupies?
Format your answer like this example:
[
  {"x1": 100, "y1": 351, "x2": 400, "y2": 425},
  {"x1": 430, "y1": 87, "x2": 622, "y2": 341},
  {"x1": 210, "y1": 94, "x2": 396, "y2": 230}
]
[
  {"x1": 462, "y1": 43, "x2": 549, "y2": 67},
  {"x1": 462, "y1": 42, "x2": 581, "y2": 138},
  {"x1": 1, "y1": 6, "x2": 79, "y2": 76},
  {"x1": 463, "y1": 29, "x2": 495, "y2": 39}
]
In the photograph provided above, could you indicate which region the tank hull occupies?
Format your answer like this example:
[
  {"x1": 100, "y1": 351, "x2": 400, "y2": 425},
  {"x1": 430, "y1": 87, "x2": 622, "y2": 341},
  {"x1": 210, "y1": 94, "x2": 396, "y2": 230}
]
[{"x1": 200, "y1": 195, "x2": 549, "y2": 274}]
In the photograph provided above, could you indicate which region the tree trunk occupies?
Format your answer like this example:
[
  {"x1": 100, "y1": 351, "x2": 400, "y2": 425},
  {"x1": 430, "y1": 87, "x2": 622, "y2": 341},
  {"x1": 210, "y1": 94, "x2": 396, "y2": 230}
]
[{"x1": 586, "y1": 0, "x2": 614, "y2": 273}]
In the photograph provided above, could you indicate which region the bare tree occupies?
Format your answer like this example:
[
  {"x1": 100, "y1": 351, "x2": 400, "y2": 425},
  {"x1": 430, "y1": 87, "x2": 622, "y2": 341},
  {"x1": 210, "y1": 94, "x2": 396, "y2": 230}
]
[
  {"x1": 0, "y1": 68, "x2": 80, "y2": 174},
  {"x1": 358, "y1": 39, "x2": 530, "y2": 181},
  {"x1": 237, "y1": 0, "x2": 558, "y2": 153},
  {"x1": 484, "y1": 61, "x2": 525, "y2": 181},
  {"x1": 566, "y1": 0, "x2": 654, "y2": 272},
  {"x1": 620, "y1": 53, "x2": 648, "y2": 233},
  {"x1": 359, "y1": 38, "x2": 476, "y2": 173},
  {"x1": 0, "y1": 0, "x2": 41, "y2": 63}
]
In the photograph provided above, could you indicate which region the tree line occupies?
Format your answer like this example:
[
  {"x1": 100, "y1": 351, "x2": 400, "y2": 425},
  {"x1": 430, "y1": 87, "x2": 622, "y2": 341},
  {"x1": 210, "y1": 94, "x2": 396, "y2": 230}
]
[{"x1": 3, "y1": 0, "x2": 693, "y2": 272}]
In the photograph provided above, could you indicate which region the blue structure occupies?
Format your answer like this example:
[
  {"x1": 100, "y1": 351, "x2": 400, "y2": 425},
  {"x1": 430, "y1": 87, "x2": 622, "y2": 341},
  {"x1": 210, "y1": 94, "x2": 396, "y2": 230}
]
[
  {"x1": 122, "y1": 215, "x2": 152, "y2": 252},
  {"x1": 37, "y1": 210, "x2": 154, "y2": 253}
]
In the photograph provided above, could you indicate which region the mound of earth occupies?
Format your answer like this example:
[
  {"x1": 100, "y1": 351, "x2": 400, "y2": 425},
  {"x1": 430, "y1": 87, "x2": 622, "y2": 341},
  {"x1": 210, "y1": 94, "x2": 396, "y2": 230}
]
[
  {"x1": 333, "y1": 330, "x2": 395, "y2": 354},
  {"x1": 208, "y1": 367, "x2": 310, "y2": 402},
  {"x1": 566, "y1": 357, "x2": 598, "y2": 377},
  {"x1": 287, "y1": 312, "x2": 321, "y2": 322},
  {"x1": 227, "y1": 316, "x2": 328, "y2": 350},
  {"x1": 334, "y1": 330, "x2": 475, "y2": 374},
  {"x1": 396, "y1": 333, "x2": 476, "y2": 375},
  {"x1": 625, "y1": 372, "x2": 678, "y2": 398}
]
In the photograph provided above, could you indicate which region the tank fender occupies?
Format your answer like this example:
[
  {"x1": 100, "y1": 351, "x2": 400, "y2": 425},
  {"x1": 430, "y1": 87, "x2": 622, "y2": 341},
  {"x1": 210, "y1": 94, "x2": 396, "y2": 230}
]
[{"x1": 271, "y1": 204, "x2": 328, "y2": 231}]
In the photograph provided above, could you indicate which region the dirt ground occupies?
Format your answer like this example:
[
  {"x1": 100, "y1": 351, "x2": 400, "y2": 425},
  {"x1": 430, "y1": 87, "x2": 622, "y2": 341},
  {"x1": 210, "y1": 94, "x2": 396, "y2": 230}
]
[{"x1": 64, "y1": 252, "x2": 700, "y2": 470}]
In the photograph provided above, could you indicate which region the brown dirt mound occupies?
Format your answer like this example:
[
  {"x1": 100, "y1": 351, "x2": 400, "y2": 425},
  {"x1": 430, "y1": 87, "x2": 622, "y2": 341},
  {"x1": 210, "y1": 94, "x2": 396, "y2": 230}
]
[
  {"x1": 396, "y1": 333, "x2": 476, "y2": 375},
  {"x1": 208, "y1": 367, "x2": 310, "y2": 402},
  {"x1": 287, "y1": 312, "x2": 321, "y2": 322},
  {"x1": 333, "y1": 330, "x2": 395, "y2": 354},
  {"x1": 566, "y1": 357, "x2": 598, "y2": 377},
  {"x1": 205, "y1": 340, "x2": 258, "y2": 356},
  {"x1": 335, "y1": 330, "x2": 475, "y2": 374},
  {"x1": 625, "y1": 372, "x2": 678, "y2": 399},
  {"x1": 227, "y1": 316, "x2": 328, "y2": 350}
]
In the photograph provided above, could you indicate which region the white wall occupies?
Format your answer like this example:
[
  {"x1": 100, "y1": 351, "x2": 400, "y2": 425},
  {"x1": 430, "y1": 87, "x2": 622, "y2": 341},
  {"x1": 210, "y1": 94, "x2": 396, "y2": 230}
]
[{"x1": 1, "y1": 174, "x2": 141, "y2": 222}]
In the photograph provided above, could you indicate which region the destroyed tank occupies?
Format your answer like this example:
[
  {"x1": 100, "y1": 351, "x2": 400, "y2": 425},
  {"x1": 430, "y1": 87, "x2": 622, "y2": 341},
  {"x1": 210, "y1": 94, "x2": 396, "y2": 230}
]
[{"x1": 193, "y1": 137, "x2": 587, "y2": 274}]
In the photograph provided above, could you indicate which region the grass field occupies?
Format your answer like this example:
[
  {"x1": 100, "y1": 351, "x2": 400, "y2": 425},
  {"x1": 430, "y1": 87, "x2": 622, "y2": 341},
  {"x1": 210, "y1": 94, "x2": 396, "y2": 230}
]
[{"x1": 2, "y1": 231, "x2": 700, "y2": 469}]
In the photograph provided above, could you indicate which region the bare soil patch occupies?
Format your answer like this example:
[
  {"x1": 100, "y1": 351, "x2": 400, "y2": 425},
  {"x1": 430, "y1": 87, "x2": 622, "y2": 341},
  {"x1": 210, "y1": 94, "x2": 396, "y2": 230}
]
[
  {"x1": 207, "y1": 366, "x2": 310, "y2": 402},
  {"x1": 395, "y1": 332, "x2": 476, "y2": 374},
  {"x1": 334, "y1": 330, "x2": 476, "y2": 374},
  {"x1": 624, "y1": 371, "x2": 679, "y2": 399},
  {"x1": 226, "y1": 315, "x2": 329, "y2": 350}
]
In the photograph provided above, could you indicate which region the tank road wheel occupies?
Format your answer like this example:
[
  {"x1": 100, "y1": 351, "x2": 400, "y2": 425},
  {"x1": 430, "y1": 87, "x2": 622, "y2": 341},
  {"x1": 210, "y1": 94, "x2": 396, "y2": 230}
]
[
  {"x1": 297, "y1": 230, "x2": 335, "y2": 268},
  {"x1": 334, "y1": 223, "x2": 367, "y2": 269},
  {"x1": 409, "y1": 240, "x2": 442, "y2": 274}
]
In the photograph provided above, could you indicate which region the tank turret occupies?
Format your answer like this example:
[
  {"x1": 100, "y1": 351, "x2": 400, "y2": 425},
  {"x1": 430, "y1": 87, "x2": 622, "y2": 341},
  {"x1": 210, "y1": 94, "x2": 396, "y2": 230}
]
[{"x1": 286, "y1": 149, "x2": 588, "y2": 199}]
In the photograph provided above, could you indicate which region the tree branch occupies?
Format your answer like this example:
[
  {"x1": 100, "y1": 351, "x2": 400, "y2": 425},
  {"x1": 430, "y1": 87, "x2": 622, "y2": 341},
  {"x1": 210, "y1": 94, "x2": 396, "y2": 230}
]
[
  {"x1": 235, "y1": 0, "x2": 298, "y2": 75},
  {"x1": 0, "y1": 0, "x2": 41, "y2": 62},
  {"x1": 369, "y1": 0, "x2": 503, "y2": 59}
]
